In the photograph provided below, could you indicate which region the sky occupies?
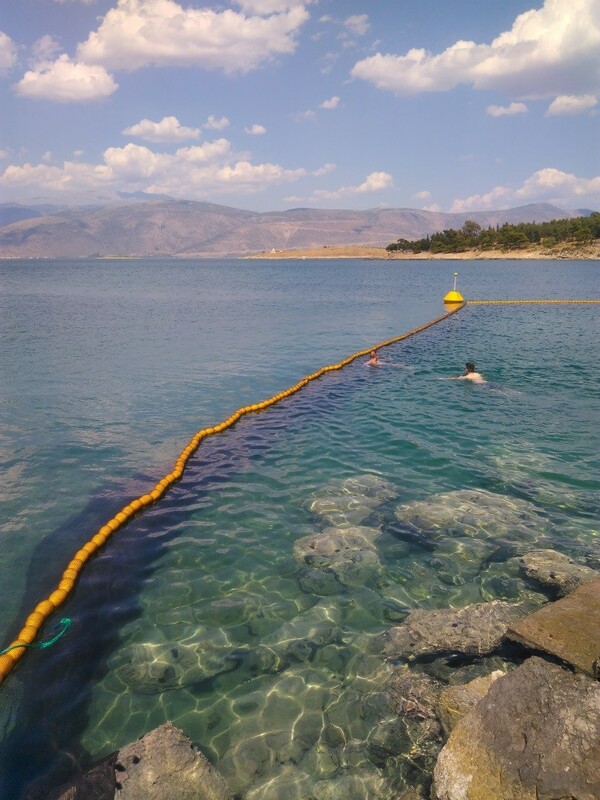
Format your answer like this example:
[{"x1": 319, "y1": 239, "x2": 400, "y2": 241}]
[{"x1": 0, "y1": 0, "x2": 599, "y2": 213}]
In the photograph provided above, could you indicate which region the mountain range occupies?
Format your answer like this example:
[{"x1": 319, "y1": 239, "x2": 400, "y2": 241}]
[{"x1": 0, "y1": 198, "x2": 584, "y2": 258}]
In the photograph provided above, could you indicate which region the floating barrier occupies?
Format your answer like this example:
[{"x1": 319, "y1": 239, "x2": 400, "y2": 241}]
[
  {"x1": 467, "y1": 299, "x2": 600, "y2": 305},
  {"x1": 0, "y1": 302, "x2": 466, "y2": 685}
]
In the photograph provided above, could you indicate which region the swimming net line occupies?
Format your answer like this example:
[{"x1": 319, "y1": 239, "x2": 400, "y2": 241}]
[
  {"x1": 0, "y1": 302, "x2": 466, "y2": 685},
  {"x1": 467, "y1": 299, "x2": 600, "y2": 305}
]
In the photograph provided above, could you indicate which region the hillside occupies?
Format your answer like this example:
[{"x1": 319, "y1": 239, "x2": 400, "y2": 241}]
[{"x1": 0, "y1": 199, "x2": 582, "y2": 258}]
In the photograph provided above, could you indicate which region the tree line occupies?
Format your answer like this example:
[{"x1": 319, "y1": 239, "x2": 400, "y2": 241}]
[{"x1": 386, "y1": 213, "x2": 600, "y2": 254}]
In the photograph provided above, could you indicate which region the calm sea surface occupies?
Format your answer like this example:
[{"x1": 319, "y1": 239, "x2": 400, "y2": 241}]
[{"x1": 0, "y1": 258, "x2": 599, "y2": 798}]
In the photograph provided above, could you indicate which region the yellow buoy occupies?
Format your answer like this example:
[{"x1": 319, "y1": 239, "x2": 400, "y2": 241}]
[{"x1": 443, "y1": 272, "x2": 464, "y2": 304}]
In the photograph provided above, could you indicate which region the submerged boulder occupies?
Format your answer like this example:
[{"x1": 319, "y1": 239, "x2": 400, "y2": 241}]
[
  {"x1": 395, "y1": 489, "x2": 544, "y2": 550},
  {"x1": 437, "y1": 670, "x2": 505, "y2": 735},
  {"x1": 294, "y1": 526, "x2": 383, "y2": 587},
  {"x1": 112, "y1": 629, "x2": 235, "y2": 694},
  {"x1": 380, "y1": 601, "x2": 527, "y2": 661},
  {"x1": 518, "y1": 548, "x2": 598, "y2": 596},
  {"x1": 432, "y1": 657, "x2": 600, "y2": 800},
  {"x1": 306, "y1": 474, "x2": 396, "y2": 527}
]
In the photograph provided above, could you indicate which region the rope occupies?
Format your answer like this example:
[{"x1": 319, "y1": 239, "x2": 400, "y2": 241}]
[
  {"x1": 0, "y1": 302, "x2": 465, "y2": 685},
  {"x1": 0, "y1": 618, "x2": 71, "y2": 655}
]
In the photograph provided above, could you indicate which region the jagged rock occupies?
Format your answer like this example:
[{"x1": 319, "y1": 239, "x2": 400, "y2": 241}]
[
  {"x1": 437, "y1": 670, "x2": 505, "y2": 735},
  {"x1": 432, "y1": 657, "x2": 600, "y2": 800},
  {"x1": 395, "y1": 489, "x2": 544, "y2": 550},
  {"x1": 114, "y1": 722, "x2": 233, "y2": 800},
  {"x1": 519, "y1": 548, "x2": 598, "y2": 596},
  {"x1": 384, "y1": 668, "x2": 442, "y2": 721},
  {"x1": 380, "y1": 601, "x2": 527, "y2": 661},
  {"x1": 507, "y1": 577, "x2": 600, "y2": 676}
]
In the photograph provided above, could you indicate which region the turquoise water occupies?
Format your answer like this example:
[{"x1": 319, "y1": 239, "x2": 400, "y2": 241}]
[{"x1": 0, "y1": 258, "x2": 599, "y2": 798}]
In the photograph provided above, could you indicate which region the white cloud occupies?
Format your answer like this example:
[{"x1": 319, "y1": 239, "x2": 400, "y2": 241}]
[
  {"x1": 344, "y1": 14, "x2": 370, "y2": 36},
  {"x1": 451, "y1": 167, "x2": 600, "y2": 212},
  {"x1": 32, "y1": 35, "x2": 62, "y2": 62},
  {"x1": 15, "y1": 54, "x2": 118, "y2": 102},
  {"x1": 245, "y1": 123, "x2": 266, "y2": 135},
  {"x1": 0, "y1": 31, "x2": 18, "y2": 74},
  {"x1": 319, "y1": 95, "x2": 340, "y2": 109},
  {"x1": 423, "y1": 203, "x2": 441, "y2": 212},
  {"x1": 76, "y1": 0, "x2": 309, "y2": 74},
  {"x1": 486, "y1": 102, "x2": 528, "y2": 117},
  {"x1": 311, "y1": 171, "x2": 393, "y2": 201},
  {"x1": 546, "y1": 94, "x2": 598, "y2": 115},
  {"x1": 123, "y1": 116, "x2": 201, "y2": 143},
  {"x1": 292, "y1": 109, "x2": 316, "y2": 121},
  {"x1": 204, "y1": 115, "x2": 230, "y2": 131},
  {"x1": 42, "y1": 151, "x2": 53, "y2": 163},
  {"x1": 312, "y1": 163, "x2": 335, "y2": 176},
  {"x1": 351, "y1": 0, "x2": 600, "y2": 100},
  {"x1": 413, "y1": 190, "x2": 431, "y2": 201},
  {"x1": 0, "y1": 138, "x2": 307, "y2": 203}
]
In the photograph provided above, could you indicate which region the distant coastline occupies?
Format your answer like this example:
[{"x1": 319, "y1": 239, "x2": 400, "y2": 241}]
[{"x1": 247, "y1": 242, "x2": 600, "y2": 260}]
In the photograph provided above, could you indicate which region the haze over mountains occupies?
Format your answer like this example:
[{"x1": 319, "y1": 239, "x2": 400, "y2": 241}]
[{"x1": 0, "y1": 198, "x2": 584, "y2": 258}]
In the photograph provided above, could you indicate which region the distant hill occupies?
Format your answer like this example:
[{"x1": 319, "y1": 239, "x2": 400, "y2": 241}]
[{"x1": 0, "y1": 199, "x2": 580, "y2": 258}]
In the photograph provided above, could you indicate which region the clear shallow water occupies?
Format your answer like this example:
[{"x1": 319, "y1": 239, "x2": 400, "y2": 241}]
[{"x1": 0, "y1": 258, "x2": 598, "y2": 798}]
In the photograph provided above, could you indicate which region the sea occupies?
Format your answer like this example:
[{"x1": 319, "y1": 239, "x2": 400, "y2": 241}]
[{"x1": 0, "y1": 257, "x2": 598, "y2": 799}]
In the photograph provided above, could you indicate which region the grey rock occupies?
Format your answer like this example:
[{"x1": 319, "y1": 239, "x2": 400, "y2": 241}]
[
  {"x1": 307, "y1": 495, "x2": 380, "y2": 527},
  {"x1": 297, "y1": 564, "x2": 341, "y2": 595},
  {"x1": 432, "y1": 657, "x2": 600, "y2": 800},
  {"x1": 519, "y1": 548, "x2": 598, "y2": 596},
  {"x1": 114, "y1": 722, "x2": 233, "y2": 800},
  {"x1": 381, "y1": 601, "x2": 527, "y2": 661}
]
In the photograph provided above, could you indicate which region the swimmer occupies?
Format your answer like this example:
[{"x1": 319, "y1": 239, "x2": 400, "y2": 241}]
[
  {"x1": 366, "y1": 350, "x2": 380, "y2": 367},
  {"x1": 450, "y1": 362, "x2": 486, "y2": 383}
]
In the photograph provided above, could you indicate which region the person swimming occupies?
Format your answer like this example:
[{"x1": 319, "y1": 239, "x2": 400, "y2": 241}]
[
  {"x1": 366, "y1": 350, "x2": 380, "y2": 367},
  {"x1": 451, "y1": 362, "x2": 485, "y2": 383}
]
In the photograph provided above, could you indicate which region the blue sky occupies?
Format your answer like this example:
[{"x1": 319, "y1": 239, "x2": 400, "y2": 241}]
[{"x1": 0, "y1": 0, "x2": 598, "y2": 212}]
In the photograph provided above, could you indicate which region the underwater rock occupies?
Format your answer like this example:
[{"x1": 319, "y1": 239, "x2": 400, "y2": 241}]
[
  {"x1": 395, "y1": 489, "x2": 544, "y2": 550},
  {"x1": 364, "y1": 668, "x2": 444, "y2": 778},
  {"x1": 380, "y1": 601, "x2": 527, "y2": 661},
  {"x1": 236, "y1": 600, "x2": 346, "y2": 680},
  {"x1": 507, "y1": 577, "x2": 600, "y2": 677},
  {"x1": 112, "y1": 629, "x2": 236, "y2": 694},
  {"x1": 294, "y1": 526, "x2": 382, "y2": 587},
  {"x1": 432, "y1": 657, "x2": 600, "y2": 800},
  {"x1": 518, "y1": 548, "x2": 598, "y2": 596},
  {"x1": 312, "y1": 474, "x2": 397, "y2": 501},
  {"x1": 305, "y1": 473, "x2": 396, "y2": 528},
  {"x1": 49, "y1": 753, "x2": 117, "y2": 800},
  {"x1": 114, "y1": 722, "x2": 233, "y2": 800},
  {"x1": 296, "y1": 564, "x2": 341, "y2": 595},
  {"x1": 437, "y1": 670, "x2": 505, "y2": 736},
  {"x1": 307, "y1": 495, "x2": 380, "y2": 527},
  {"x1": 310, "y1": 767, "x2": 391, "y2": 800}
]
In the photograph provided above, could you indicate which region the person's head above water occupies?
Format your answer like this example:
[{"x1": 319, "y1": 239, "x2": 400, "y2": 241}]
[{"x1": 465, "y1": 362, "x2": 475, "y2": 373}]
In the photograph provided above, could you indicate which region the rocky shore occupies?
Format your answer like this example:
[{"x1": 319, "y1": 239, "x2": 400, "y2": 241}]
[
  {"x1": 47, "y1": 475, "x2": 600, "y2": 800},
  {"x1": 248, "y1": 242, "x2": 600, "y2": 260}
]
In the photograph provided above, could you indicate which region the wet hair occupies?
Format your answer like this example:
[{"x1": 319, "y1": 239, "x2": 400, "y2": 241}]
[{"x1": 465, "y1": 362, "x2": 475, "y2": 371}]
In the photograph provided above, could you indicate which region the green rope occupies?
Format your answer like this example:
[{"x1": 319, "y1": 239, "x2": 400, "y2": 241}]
[{"x1": 0, "y1": 618, "x2": 71, "y2": 655}]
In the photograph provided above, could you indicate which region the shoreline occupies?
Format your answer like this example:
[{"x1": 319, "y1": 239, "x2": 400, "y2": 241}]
[{"x1": 246, "y1": 243, "x2": 600, "y2": 261}]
